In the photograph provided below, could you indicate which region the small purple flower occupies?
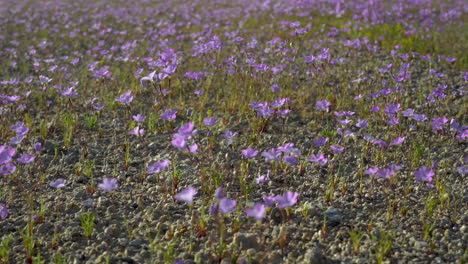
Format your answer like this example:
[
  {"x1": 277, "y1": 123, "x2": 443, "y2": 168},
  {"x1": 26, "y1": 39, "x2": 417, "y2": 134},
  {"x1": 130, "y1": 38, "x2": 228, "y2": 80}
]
[
  {"x1": 375, "y1": 168, "x2": 395, "y2": 179},
  {"x1": 11, "y1": 122, "x2": 29, "y2": 136},
  {"x1": 261, "y1": 148, "x2": 281, "y2": 162},
  {"x1": 209, "y1": 203, "x2": 219, "y2": 215},
  {"x1": 431, "y1": 117, "x2": 448, "y2": 131},
  {"x1": 387, "y1": 117, "x2": 399, "y2": 126},
  {"x1": 140, "y1": 71, "x2": 156, "y2": 88},
  {"x1": 274, "y1": 191, "x2": 299, "y2": 208},
  {"x1": 171, "y1": 136, "x2": 187, "y2": 151},
  {"x1": 174, "y1": 187, "x2": 197, "y2": 204},
  {"x1": 0, "y1": 145, "x2": 16, "y2": 165},
  {"x1": 132, "y1": 114, "x2": 146, "y2": 123},
  {"x1": 263, "y1": 195, "x2": 275, "y2": 207},
  {"x1": 337, "y1": 119, "x2": 352, "y2": 127},
  {"x1": 384, "y1": 104, "x2": 401, "y2": 116},
  {"x1": 364, "y1": 168, "x2": 379, "y2": 175},
  {"x1": 314, "y1": 137, "x2": 329, "y2": 148},
  {"x1": 214, "y1": 187, "x2": 224, "y2": 200},
  {"x1": 371, "y1": 105, "x2": 380, "y2": 113},
  {"x1": 0, "y1": 204, "x2": 8, "y2": 218},
  {"x1": 277, "y1": 143, "x2": 301, "y2": 156},
  {"x1": 356, "y1": 119, "x2": 369, "y2": 129},
  {"x1": 256, "y1": 171, "x2": 270, "y2": 184},
  {"x1": 457, "y1": 166, "x2": 468, "y2": 176},
  {"x1": 148, "y1": 160, "x2": 170, "y2": 174},
  {"x1": 245, "y1": 203, "x2": 266, "y2": 221},
  {"x1": 34, "y1": 142, "x2": 42, "y2": 153},
  {"x1": 390, "y1": 137, "x2": 406, "y2": 146},
  {"x1": 115, "y1": 91, "x2": 133, "y2": 105},
  {"x1": 129, "y1": 126, "x2": 144, "y2": 137},
  {"x1": 50, "y1": 178, "x2": 67, "y2": 189},
  {"x1": 412, "y1": 114, "x2": 427, "y2": 123},
  {"x1": 414, "y1": 166, "x2": 434, "y2": 183},
  {"x1": 402, "y1": 108, "x2": 415, "y2": 118},
  {"x1": 98, "y1": 178, "x2": 118, "y2": 192},
  {"x1": 242, "y1": 148, "x2": 259, "y2": 159},
  {"x1": 0, "y1": 163, "x2": 16, "y2": 175},
  {"x1": 189, "y1": 143, "x2": 198, "y2": 154},
  {"x1": 17, "y1": 154, "x2": 35, "y2": 164},
  {"x1": 308, "y1": 153, "x2": 328, "y2": 166},
  {"x1": 223, "y1": 131, "x2": 237, "y2": 139},
  {"x1": 161, "y1": 109, "x2": 177, "y2": 121},
  {"x1": 316, "y1": 100, "x2": 331, "y2": 112},
  {"x1": 203, "y1": 117, "x2": 218, "y2": 127},
  {"x1": 194, "y1": 90, "x2": 204, "y2": 96},
  {"x1": 219, "y1": 198, "x2": 237, "y2": 214},
  {"x1": 330, "y1": 145, "x2": 344, "y2": 155},
  {"x1": 373, "y1": 139, "x2": 388, "y2": 148},
  {"x1": 178, "y1": 122, "x2": 195, "y2": 136},
  {"x1": 283, "y1": 155, "x2": 298, "y2": 166},
  {"x1": 388, "y1": 164, "x2": 403, "y2": 171},
  {"x1": 61, "y1": 87, "x2": 78, "y2": 97}
]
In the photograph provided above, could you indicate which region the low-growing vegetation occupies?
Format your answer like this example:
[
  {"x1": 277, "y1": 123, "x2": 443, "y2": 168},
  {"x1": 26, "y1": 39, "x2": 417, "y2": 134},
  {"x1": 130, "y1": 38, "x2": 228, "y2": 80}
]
[{"x1": 0, "y1": 0, "x2": 467, "y2": 263}]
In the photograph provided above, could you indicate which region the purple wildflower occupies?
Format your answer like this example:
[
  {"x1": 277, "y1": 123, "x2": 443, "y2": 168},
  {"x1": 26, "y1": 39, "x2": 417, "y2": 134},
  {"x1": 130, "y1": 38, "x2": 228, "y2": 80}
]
[
  {"x1": 98, "y1": 178, "x2": 118, "y2": 192},
  {"x1": 384, "y1": 104, "x2": 401, "y2": 116},
  {"x1": 0, "y1": 204, "x2": 8, "y2": 218},
  {"x1": 356, "y1": 119, "x2": 369, "y2": 129},
  {"x1": 274, "y1": 191, "x2": 299, "y2": 208},
  {"x1": 364, "y1": 168, "x2": 379, "y2": 175},
  {"x1": 431, "y1": 117, "x2": 448, "y2": 131},
  {"x1": 263, "y1": 195, "x2": 275, "y2": 207},
  {"x1": 219, "y1": 198, "x2": 237, "y2": 214},
  {"x1": 314, "y1": 137, "x2": 329, "y2": 148},
  {"x1": 214, "y1": 187, "x2": 224, "y2": 200},
  {"x1": 412, "y1": 114, "x2": 427, "y2": 123},
  {"x1": 316, "y1": 100, "x2": 331, "y2": 112},
  {"x1": 34, "y1": 142, "x2": 42, "y2": 153},
  {"x1": 160, "y1": 109, "x2": 177, "y2": 121},
  {"x1": 50, "y1": 178, "x2": 67, "y2": 189},
  {"x1": 283, "y1": 155, "x2": 298, "y2": 166},
  {"x1": 414, "y1": 166, "x2": 434, "y2": 183},
  {"x1": 115, "y1": 91, "x2": 133, "y2": 105},
  {"x1": 308, "y1": 153, "x2": 328, "y2": 166},
  {"x1": 17, "y1": 154, "x2": 35, "y2": 164},
  {"x1": 0, "y1": 163, "x2": 16, "y2": 175},
  {"x1": 148, "y1": 160, "x2": 170, "y2": 174},
  {"x1": 203, "y1": 117, "x2": 218, "y2": 127},
  {"x1": 375, "y1": 168, "x2": 395, "y2": 179},
  {"x1": 0, "y1": 145, "x2": 16, "y2": 165},
  {"x1": 245, "y1": 203, "x2": 266, "y2": 221},
  {"x1": 171, "y1": 136, "x2": 187, "y2": 151},
  {"x1": 61, "y1": 87, "x2": 78, "y2": 97},
  {"x1": 261, "y1": 148, "x2": 281, "y2": 162},
  {"x1": 174, "y1": 187, "x2": 197, "y2": 204},
  {"x1": 256, "y1": 171, "x2": 270, "y2": 184},
  {"x1": 189, "y1": 143, "x2": 198, "y2": 154},
  {"x1": 387, "y1": 117, "x2": 399, "y2": 126},
  {"x1": 390, "y1": 137, "x2": 406, "y2": 146},
  {"x1": 457, "y1": 166, "x2": 468, "y2": 176},
  {"x1": 132, "y1": 114, "x2": 146, "y2": 123},
  {"x1": 129, "y1": 126, "x2": 144, "y2": 137},
  {"x1": 223, "y1": 131, "x2": 237, "y2": 139},
  {"x1": 330, "y1": 145, "x2": 344, "y2": 155}
]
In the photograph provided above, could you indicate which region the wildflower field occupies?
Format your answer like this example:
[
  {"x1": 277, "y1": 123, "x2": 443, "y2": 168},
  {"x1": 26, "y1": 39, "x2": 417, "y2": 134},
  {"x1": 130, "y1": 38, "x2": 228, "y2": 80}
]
[{"x1": 0, "y1": 0, "x2": 467, "y2": 263}]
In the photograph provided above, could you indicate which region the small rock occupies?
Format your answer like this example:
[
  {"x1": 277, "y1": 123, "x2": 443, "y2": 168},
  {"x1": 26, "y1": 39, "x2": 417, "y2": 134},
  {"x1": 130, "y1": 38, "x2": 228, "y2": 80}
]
[
  {"x1": 233, "y1": 232, "x2": 260, "y2": 251},
  {"x1": 301, "y1": 248, "x2": 333, "y2": 264},
  {"x1": 129, "y1": 239, "x2": 144, "y2": 248},
  {"x1": 324, "y1": 208, "x2": 344, "y2": 227},
  {"x1": 110, "y1": 257, "x2": 136, "y2": 264},
  {"x1": 414, "y1": 240, "x2": 428, "y2": 249}
]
